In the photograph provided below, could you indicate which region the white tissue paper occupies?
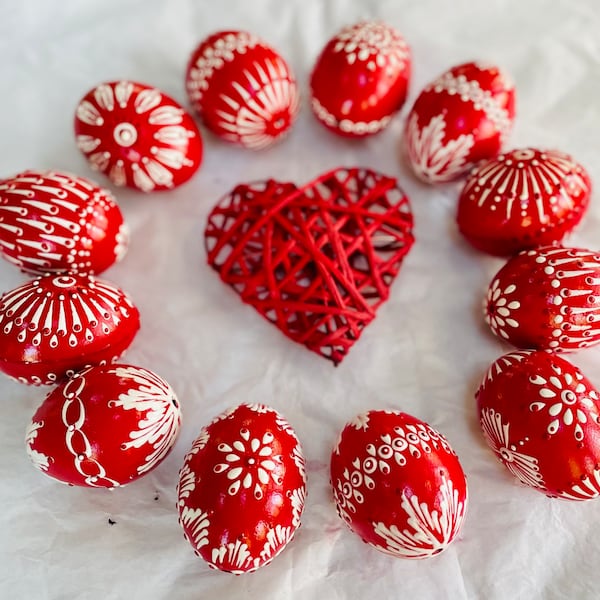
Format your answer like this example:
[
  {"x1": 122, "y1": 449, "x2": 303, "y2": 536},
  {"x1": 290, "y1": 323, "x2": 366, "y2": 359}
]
[{"x1": 1, "y1": 0, "x2": 600, "y2": 598}]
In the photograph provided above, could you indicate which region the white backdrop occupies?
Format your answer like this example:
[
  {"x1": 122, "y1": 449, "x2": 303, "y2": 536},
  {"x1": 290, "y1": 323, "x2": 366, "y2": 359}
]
[{"x1": 1, "y1": 1, "x2": 600, "y2": 598}]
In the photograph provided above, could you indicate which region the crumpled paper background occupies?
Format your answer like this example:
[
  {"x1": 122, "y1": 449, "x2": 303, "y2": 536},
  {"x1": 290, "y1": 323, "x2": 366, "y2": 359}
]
[{"x1": 1, "y1": 0, "x2": 600, "y2": 598}]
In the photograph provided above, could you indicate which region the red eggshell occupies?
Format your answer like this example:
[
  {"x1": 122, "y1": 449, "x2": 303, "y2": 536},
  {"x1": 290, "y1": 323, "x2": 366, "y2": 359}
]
[
  {"x1": 0, "y1": 170, "x2": 128, "y2": 275},
  {"x1": 177, "y1": 403, "x2": 306, "y2": 574},
  {"x1": 310, "y1": 20, "x2": 411, "y2": 137},
  {"x1": 0, "y1": 273, "x2": 140, "y2": 385},
  {"x1": 186, "y1": 30, "x2": 299, "y2": 149},
  {"x1": 457, "y1": 148, "x2": 591, "y2": 256},
  {"x1": 330, "y1": 410, "x2": 468, "y2": 559},
  {"x1": 75, "y1": 80, "x2": 202, "y2": 192},
  {"x1": 25, "y1": 364, "x2": 181, "y2": 487},
  {"x1": 404, "y1": 62, "x2": 515, "y2": 183},
  {"x1": 477, "y1": 350, "x2": 600, "y2": 500},
  {"x1": 485, "y1": 246, "x2": 600, "y2": 352}
]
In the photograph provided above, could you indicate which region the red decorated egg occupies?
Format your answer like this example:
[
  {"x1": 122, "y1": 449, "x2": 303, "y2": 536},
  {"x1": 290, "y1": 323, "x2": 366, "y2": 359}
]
[
  {"x1": 310, "y1": 20, "x2": 411, "y2": 137},
  {"x1": 75, "y1": 80, "x2": 202, "y2": 191},
  {"x1": 331, "y1": 410, "x2": 467, "y2": 559},
  {"x1": 404, "y1": 62, "x2": 515, "y2": 183},
  {"x1": 177, "y1": 403, "x2": 306, "y2": 574},
  {"x1": 0, "y1": 273, "x2": 140, "y2": 385},
  {"x1": 25, "y1": 364, "x2": 181, "y2": 487},
  {"x1": 0, "y1": 170, "x2": 128, "y2": 275},
  {"x1": 477, "y1": 350, "x2": 600, "y2": 500},
  {"x1": 485, "y1": 246, "x2": 600, "y2": 351},
  {"x1": 457, "y1": 148, "x2": 591, "y2": 255},
  {"x1": 186, "y1": 31, "x2": 299, "y2": 149}
]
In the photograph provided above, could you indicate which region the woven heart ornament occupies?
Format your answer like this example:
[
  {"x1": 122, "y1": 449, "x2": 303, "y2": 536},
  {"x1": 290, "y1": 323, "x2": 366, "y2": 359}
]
[{"x1": 205, "y1": 167, "x2": 414, "y2": 364}]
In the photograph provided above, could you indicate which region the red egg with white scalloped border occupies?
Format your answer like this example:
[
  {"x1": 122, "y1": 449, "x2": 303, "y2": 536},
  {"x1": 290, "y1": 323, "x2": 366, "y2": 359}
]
[
  {"x1": 25, "y1": 364, "x2": 181, "y2": 487},
  {"x1": 0, "y1": 170, "x2": 128, "y2": 275},
  {"x1": 177, "y1": 403, "x2": 306, "y2": 574},
  {"x1": 310, "y1": 20, "x2": 411, "y2": 137},
  {"x1": 185, "y1": 30, "x2": 299, "y2": 149},
  {"x1": 477, "y1": 350, "x2": 600, "y2": 500},
  {"x1": 74, "y1": 80, "x2": 202, "y2": 192},
  {"x1": 0, "y1": 273, "x2": 140, "y2": 385},
  {"x1": 404, "y1": 61, "x2": 515, "y2": 183},
  {"x1": 330, "y1": 410, "x2": 468, "y2": 559},
  {"x1": 485, "y1": 246, "x2": 600, "y2": 352},
  {"x1": 457, "y1": 148, "x2": 591, "y2": 256}
]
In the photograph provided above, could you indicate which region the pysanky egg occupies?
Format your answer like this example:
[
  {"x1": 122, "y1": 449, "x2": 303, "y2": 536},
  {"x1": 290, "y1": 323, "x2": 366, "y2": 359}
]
[
  {"x1": 185, "y1": 30, "x2": 299, "y2": 149},
  {"x1": 404, "y1": 61, "x2": 515, "y2": 183},
  {"x1": 457, "y1": 148, "x2": 591, "y2": 255},
  {"x1": 485, "y1": 246, "x2": 600, "y2": 351},
  {"x1": 310, "y1": 20, "x2": 411, "y2": 137},
  {"x1": 0, "y1": 170, "x2": 128, "y2": 275},
  {"x1": 177, "y1": 403, "x2": 306, "y2": 574},
  {"x1": 75, "y1": 80, "x2": 202, "y2": 191},
  {"x1": 25, "y1": 364, "x2": 181, "y2": 487},
  {"x1": 0, "y1": 273, "x2": 140, "y2": 385},
  {"x1": 331, "y1": 410, "x2": 468, "y2": 559},
  {"x1": 477, "y1": 350, "x2": 600, "y2": 500}
]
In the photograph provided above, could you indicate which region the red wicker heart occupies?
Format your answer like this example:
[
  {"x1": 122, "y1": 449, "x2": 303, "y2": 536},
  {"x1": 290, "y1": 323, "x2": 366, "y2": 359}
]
[{"x1": 204, "y1": 167, "x2": 414, "y2": 364}]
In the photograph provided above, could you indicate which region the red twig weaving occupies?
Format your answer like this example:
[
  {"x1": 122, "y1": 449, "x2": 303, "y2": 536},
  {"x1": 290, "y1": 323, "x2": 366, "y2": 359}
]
[{"x1": 204, "y1": 167, "x2": 415, "y2": 364}]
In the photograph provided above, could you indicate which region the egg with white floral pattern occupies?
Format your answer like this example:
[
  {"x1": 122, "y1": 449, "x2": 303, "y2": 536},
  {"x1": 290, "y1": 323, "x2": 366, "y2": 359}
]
[
  {"x1": 477, "y1": 350, "x2": 600, "y2": 500},
  {"x1": 330, "y1": 410, "x2": 468, "y2": 559},
  {"x1": 25, "y1": 364, "x2": 181, "y2": 487},
  {"x1": 177, "y1": 403, "x2": 306, "y2": 574}
]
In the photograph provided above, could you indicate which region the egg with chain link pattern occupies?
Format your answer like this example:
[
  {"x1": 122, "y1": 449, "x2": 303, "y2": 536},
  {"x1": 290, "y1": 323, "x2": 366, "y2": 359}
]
[
  {"x1": 330, "y1": 410, "x2": 468, "y2": 559},
  {"x1": 26, "y1": 364, "x2": 181, "y2": 487},
  {"x1": 177, "y1": 403, "x2": 306, "y2": 574}
]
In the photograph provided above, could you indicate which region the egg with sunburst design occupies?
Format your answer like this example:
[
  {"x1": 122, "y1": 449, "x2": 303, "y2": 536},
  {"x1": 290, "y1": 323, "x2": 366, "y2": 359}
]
[
  {"x1": 26, "y1": 364, "x2": 181, "y2": 487},
  {"x1": 74, "y1": 80, "x2": 203, "y2": 192},
  {"x1": 457, "y1": 148, "x2": 591, "y2": 256},
  {"x1": 331, "y1": 410, "x2": 468, "y2": 559},
  {"x1": 310, "y1": 20, "x2": 411, "y2": 137},
  {"x1": 177, "y1": 403, "x2": 306, "y2": 574},
  {"x1": 0, "y1": 273, "x2": 140, "y2": 385},
  {"x1": 185, "y1": 30, "x2": 299, "y2": 149}
]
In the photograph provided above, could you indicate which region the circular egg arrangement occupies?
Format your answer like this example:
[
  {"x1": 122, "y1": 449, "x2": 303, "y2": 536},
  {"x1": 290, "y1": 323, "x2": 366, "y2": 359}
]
[{"x1": 1, "y1": 17, "x2": 597, "y2": 578}]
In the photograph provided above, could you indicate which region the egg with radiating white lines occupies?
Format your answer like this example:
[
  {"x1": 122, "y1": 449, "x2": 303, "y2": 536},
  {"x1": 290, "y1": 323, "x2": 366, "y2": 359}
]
[
  {"x1": 0, "y1": 170, "x2": 127, "y2": 275},
  {"x1": 0, "y1": 273, "x2": 140, "y2": 385},
  {"x1": 477, "y1": 350, "x2": 600, "y2": 500},
  {"x1": 331, "y1": 410, "x2": 468, "y2": 559},
  {"x1": 74, "y1": 80, "x2": 203, "y2": 192},
  {"x1": 403, "y1": 62, "x2": 515, "y2": 183},
  {"x1": 26, "y1": 364, "x2": 181, "y2": 487},
  {"x1": 177, "y1": 403, "x2": 306, "y2": 574},
  {"x1": 310, "y1": 20, "x2": 411, "y2": 137},
  {"x1": 185, "y1": 31, "x2": 299, "y2": 149},
  {"x1": 457, "y1": 148, "x2": 591, "y2": 256},
  {"x1": 484, "y1": 245, "x2": 600, "y2": 352}
]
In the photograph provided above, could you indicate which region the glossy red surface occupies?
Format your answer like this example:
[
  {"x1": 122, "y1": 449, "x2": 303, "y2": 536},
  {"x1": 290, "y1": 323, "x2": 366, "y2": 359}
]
[
  {"x1": 75, "y1": 80, "x2": 202, "y2": 191},
  {"x1": 0, "y1": 170, "x2": 127, "y2": 275},
  {"x1": 330, "y1": 410, "x2": 468, "y2": 559},
  {"x1": 177, "y1": 403, "x2": 306, "y2": 573},
  {"x1": 26, "y1": 364, "x2": 181, "y2": 487},
  {"x1": 404, "y1": 62, "x2": 516, "y2": 183},
  {"x1": 186, "y1": 31, "x2": 299, "y2": 149},
  {"x1": 457, "y1": 148, "x2": 591, "y2": 255},
  {"x1": 0, "y1": 273, "x2": 140, "y2": 385},
  {"x1": 477, "y1": 350, "x2": 600, "y2": 500},
  {"x1": 484, "y1": 246, "x2": 600, "y2": 352},
  {"x1": 310, "y1": 21, "x2": 411, "y2": 137}
]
